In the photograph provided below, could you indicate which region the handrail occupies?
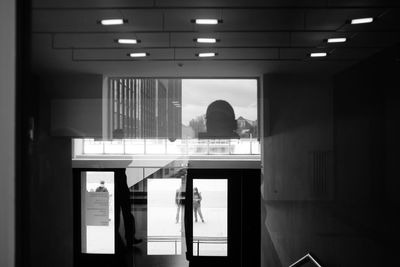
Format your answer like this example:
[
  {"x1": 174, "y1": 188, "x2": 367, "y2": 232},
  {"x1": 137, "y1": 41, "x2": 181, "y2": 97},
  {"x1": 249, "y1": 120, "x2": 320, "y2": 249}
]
[{"x1": 289, "y1": 253, "x2": 323, "y2": 267}]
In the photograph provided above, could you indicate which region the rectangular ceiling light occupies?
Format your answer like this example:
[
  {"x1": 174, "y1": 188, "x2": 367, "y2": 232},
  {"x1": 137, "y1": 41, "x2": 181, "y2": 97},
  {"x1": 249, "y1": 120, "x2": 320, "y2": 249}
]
[
  {"x1": 196, "y1": 38, "x2": 218, "y2": 43},
  {"x1": 310, "y1": 52, "x2": 327, "y2": 58},
  {"x1": 117, "y1": 39, "x2": 139, "y2": 44},
  {"x1": 197, "y1": 52, "x2": 217, "y2": 58},
  {"x1": 100, "y1": 19, "x2": 125, "y2": 26},
  {"x1": 327, "y1": 38, "x2": 347, "y2": 43},
  {"x1": 351, "y1": 17, "x2": 373, "y2": 24},
  {"x1": 194, "y1": 19, "x2": 220, "y2": 25},
  {"x1": 129, "y1": 52, "x2": 148, "y2": 58}
]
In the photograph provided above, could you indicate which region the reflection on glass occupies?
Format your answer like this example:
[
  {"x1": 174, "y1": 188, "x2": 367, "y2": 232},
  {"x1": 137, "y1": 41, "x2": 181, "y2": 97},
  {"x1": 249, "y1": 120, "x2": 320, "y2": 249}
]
[
  {"x1": 81, "y1": 172, "x2": 114, "y2": 254},
  {"x1": 193, "y1": 179, "x2": 227, "y2": 256},
  {"x1": 147, "y1": 179, "x2": 184, "y2": 255}
]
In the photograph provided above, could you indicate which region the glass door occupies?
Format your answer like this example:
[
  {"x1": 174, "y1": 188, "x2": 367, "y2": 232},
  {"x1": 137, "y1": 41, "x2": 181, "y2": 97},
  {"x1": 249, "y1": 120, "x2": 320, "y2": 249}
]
[{"x1": 184, "y1": 169, "x2": 248, "y2": 267}]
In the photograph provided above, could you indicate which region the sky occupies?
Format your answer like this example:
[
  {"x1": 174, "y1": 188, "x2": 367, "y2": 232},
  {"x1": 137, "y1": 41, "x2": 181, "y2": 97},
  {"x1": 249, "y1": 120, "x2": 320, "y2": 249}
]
[{"x1": 181, "y1": 79, "x2": 258, "y2": 125}]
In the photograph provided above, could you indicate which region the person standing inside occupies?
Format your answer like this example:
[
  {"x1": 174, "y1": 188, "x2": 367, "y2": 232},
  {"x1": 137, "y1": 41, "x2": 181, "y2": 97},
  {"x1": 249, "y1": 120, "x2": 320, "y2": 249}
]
[
  {"x1": 95, "y1": 180, "x2": 108, "y2": 192},
  {"x1": 175, "y1": 184, "x2": 185, "y2": 223},
  {"x1": 193, "y1": 187, "x2": 204, "y2": 223}
]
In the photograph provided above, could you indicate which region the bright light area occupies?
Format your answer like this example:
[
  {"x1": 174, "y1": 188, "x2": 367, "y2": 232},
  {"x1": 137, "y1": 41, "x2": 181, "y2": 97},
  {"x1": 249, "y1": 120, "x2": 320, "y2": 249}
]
[
  {"x1": 327, "y1": 38, "x2": 347, "y2": 43},
  {"x1": 181, "y1": 79, "x2": 257, "y2": 127},
  {"x1": 194, "y1": 19, "x2": 220, "y2": 25},
  {"x1": 197, "y1": 52, "x2": 217, "y2": 58},
  {"x1": 100, "y1": 19, "x2": 125, "y2": 25},
  {"x1": 310, "y1": 52, "x2": 327, "y2": 58},
  {"x1": 129, "y1": 52, "x2": 148, "y2": 58},
  {"x1": 351, "y1": 17, "x2": 373, "y2": 24},
  {"x1": 118, "y1": 39, "x2": 138, "y2": 44},
  {"x1": 148, "y1": 179, "x2": 183, "y2": 255},
  {"x1": 196, "y1": 38, "x2": 217, "y2": 43},
  {"x1": 81, "y1": 172, "x2": 115, "y2": 254},
  {"x1": 75, "y1": 139, "x2": 260, "y2": 156},
  {"x1": 193, "y1": 179, "x2": 227, "y2": 256}
]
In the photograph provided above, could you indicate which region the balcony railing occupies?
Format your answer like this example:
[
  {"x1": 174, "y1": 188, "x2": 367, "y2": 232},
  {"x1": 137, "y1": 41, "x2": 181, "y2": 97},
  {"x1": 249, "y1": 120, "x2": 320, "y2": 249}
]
[{"x1": 73, "y1": 138, "x2": 260, "y2": 157}]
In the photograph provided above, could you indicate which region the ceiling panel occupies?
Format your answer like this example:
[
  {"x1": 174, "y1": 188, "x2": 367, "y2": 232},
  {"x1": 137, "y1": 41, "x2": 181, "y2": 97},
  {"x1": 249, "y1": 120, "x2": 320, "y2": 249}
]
[
  {"x1": 170, "y1": 32, "x2": 291, "y2": 47},
  {"x1": 33, "y1": 0, "x2": 153, "y2": 8},
  {"x1": 33, "y1": 0, "x2": 398, "y2": 8},
  {"x1": 305, "y1": 8, "x2": 384, "y2": 30},
  {"x1": 53, "y1": 33, "x2": 170, "y2": 48},
  {"x1": 175, "y1": 48, "x2": 279, "y2": 60},
  {"x1": 33, "y1": 9, "x2": 164, "y2": 32},
  {"x1": 291, "y1": 32, "x2": 353, "y2": 47},
  {"x1": 327, "y1": 0, "x2": 400, "y2": 7},
  {"x1": 156, "y1": 0, "x2": 325, "y2": 8},
  {"x1": 348, "y1": 32, "x2": 400, "y2": 47},
  {"x1": 328, "y1": 47, "x2": 381, "y2": 59},
  {"x1": 164, "y1": 9, "x2": 305, "y2": 31},
  {"x1": 73, "y1": 48, "x2": 174, "y2": 61}
]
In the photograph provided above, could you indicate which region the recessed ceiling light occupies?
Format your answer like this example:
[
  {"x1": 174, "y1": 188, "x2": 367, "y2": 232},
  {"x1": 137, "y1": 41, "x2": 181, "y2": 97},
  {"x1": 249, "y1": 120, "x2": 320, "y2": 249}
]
[
  {"x1": 197, "y1": 52, "x2": 217, "y2": 58},
  {"x1": 195, "y1": 38, "x2": 218, "y2": 43},
  {"x1": 117, "y1": 39, "x2": 139, "y2": 44},
  {"x1": 192, "y1": 19, "x2": 221, "y2": 25},
  {"x1": 128, "y1": 52, "x2": 148, "y2": 58},
  {"x1": 351, "y1": 17, "x2": 373, "y2": 24},
  {"x1": 310, "y1": 52, "x2": 327, "y2": 58},
  {"x1": 327, "y1": 38, "x2": 347, "y2": 43},
  {"x1": 99, "y1": 19, "x2": 126, "y2": 26}
]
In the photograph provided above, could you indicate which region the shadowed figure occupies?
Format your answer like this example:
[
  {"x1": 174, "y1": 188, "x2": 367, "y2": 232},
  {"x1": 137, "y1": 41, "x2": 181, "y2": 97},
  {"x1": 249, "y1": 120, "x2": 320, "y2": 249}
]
[
  {"x1": 115, "y1": 169, "x2": 142, "y2": 247},
  {"x1": 198, "y1": 100, "x2": 239, "y2": 139},
  {"x1": 175, "y1": 184, "x2": 185, "y2": 223}
]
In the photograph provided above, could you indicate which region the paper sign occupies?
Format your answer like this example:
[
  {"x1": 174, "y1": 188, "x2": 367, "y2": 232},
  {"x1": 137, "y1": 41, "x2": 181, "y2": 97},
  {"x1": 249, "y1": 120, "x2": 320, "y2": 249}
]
[{"x1": 85, "y1": 192, "x2": 110, "y2": 226}]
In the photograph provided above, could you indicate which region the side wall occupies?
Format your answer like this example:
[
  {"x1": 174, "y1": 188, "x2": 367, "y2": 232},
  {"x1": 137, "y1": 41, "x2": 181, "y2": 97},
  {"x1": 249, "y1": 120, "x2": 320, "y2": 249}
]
[
  {"x1": 27, "y1": 74, "x2": 102, "y2": 267},
  {"x1": 262, "y1": 47, "x2": 400, "y2": 267},
  {"x1": 0, "y1": 0, "x2": 16, "y2": 266}
]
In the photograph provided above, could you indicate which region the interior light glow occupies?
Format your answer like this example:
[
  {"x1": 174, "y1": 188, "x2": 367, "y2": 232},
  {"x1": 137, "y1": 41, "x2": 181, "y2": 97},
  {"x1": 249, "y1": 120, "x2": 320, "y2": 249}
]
[
  {"x1": 351, "y1": 17, "x2": 373, "y2": 24},
  {"x1": 100, "y1": 19, "x2": 125, "y2": 26},
  {"x1": 327, "y1": 38, "x2": 347, "y2": 43},
  {"x1": 197, "y1": 52, "x2": 217, "y2": 58},
  {"x1": 196, "y1": 38, "x2": 218, "y2": 43},
  {"x1": 129, "y1": 53, "x2": 148, "y2": 58},
  {"x1": 193, "y1": 19, "x2": 220, "y2": 25},
  {"x1": 310, "y1": 52, "x2": 327, "y2": 58},
  {"x1": 117, "y1": 39, "x2": 138, "y2": 44}
]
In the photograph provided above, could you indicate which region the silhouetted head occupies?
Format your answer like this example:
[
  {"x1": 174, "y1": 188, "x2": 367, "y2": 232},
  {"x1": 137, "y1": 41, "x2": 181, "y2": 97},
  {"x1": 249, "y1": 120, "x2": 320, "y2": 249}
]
[
  {"x1": 203, "y1": 100, "x2": 238, "y2": 138},
  {"x1": 100, "y1": 181, "x2": 105, "y2": 187},
  {"x1": 194, "y1": 187, "x2": 198, "y2": 193}
]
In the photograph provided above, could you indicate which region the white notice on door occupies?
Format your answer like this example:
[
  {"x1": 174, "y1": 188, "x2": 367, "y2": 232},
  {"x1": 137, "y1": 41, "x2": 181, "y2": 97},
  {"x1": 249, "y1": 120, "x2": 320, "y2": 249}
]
[{"x1": 86, "y1": 192, "x2": 110, "y2": 226}]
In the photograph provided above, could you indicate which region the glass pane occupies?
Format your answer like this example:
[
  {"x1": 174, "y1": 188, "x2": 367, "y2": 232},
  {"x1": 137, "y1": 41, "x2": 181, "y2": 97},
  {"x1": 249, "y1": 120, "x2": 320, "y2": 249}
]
[
  {"x1": 81, "y1": 171, "x2": 115, "y2": 254},
  {"x1": 147, "y1": 179, "x2": 184, "y2": 255},
  {"x1": 193, "y1": 179, "x2": 227, "y2": 256}
]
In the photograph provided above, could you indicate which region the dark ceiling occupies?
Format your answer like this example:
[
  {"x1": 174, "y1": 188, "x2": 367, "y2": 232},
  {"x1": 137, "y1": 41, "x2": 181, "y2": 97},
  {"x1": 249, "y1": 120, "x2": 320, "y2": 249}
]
[{"x1": 31, "y1": 0, "x2": 400, "y2": 77}]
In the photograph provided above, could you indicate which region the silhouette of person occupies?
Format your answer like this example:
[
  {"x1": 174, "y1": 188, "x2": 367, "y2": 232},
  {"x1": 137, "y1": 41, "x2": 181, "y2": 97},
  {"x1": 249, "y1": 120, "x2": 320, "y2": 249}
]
[
  {"x1": 115, "y1": 169, "x2": 142, "y2": 247},
  {"x1": 175, "y1": 184, "x2": 185, "y2": 223},
  {"x1": 95, "y1": 180, "x2": 108, "y2": 192},
  {"x1": 198, "y1": 100, "x2": 240, "y2": 139},
  {"x1": 193, "y1": 187, "x2": 204, "y2": 223}
]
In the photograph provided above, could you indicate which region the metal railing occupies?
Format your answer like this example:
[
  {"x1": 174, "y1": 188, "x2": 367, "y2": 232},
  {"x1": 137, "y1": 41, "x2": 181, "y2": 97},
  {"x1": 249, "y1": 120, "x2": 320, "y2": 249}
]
[
  {"x1": 289, "y1": 253, "x2": 323, "y2": 267},
  {"x1": 193, "y1": 236, "x2": 227, "y2": 256},
  {"x1": 147, "y1": 236, "x2": 182, "y2": 255},
  {"x1": 146, "y1": 236, "x2": 227, "y2": 256}
]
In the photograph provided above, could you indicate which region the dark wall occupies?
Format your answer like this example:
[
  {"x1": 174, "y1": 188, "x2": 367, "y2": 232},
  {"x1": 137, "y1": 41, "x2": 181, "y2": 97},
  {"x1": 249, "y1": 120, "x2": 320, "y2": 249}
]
[
  {"x1": 262, "y1": 46, "x2": 400, "y2": 267},
  {"x1": 26, "y1": 74, "x2": 103, "y2": 267}
]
